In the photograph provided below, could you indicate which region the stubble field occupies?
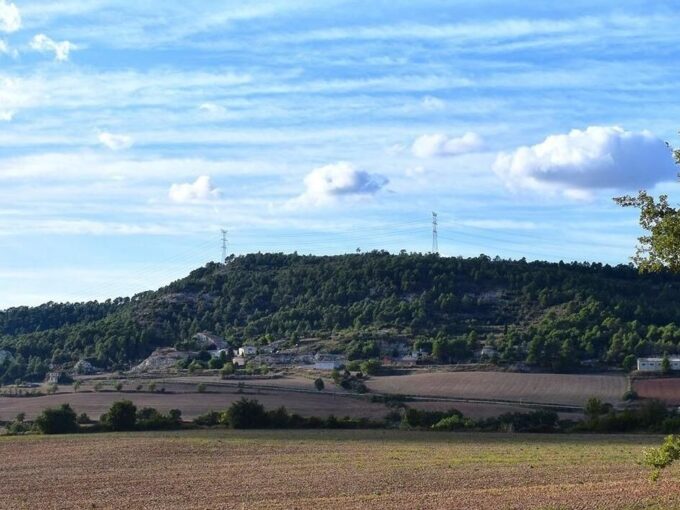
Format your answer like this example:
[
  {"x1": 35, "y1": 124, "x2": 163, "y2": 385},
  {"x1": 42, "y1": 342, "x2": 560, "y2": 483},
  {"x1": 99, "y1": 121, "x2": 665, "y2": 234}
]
[{"x1": 1, "y1": 429, "x2": 678, "y2": 510}]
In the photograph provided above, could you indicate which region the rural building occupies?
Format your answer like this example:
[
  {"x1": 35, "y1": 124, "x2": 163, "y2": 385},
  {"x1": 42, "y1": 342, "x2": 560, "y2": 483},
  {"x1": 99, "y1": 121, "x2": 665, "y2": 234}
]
[
  {"x1": 232, "y1": 356, "x2": 246, "y2": 367},
  {"x1": 637, "y1": 357, "x2": 680, "y2": 372},
  {"x1": 45, "y1": 371, "x2": 65, "y2": 384},
  {"x1": 238, "y1": 345, "x2": 257, "y2": 357}
]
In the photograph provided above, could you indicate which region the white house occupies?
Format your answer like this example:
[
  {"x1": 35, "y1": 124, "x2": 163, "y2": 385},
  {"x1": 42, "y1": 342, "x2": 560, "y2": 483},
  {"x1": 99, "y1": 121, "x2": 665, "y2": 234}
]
[
  {"x1": 238, "y1": 345, "x2": 257, "y2": 357},
  {"x1": 637, "y1": 357, "x2": 680, "y2": 372}
]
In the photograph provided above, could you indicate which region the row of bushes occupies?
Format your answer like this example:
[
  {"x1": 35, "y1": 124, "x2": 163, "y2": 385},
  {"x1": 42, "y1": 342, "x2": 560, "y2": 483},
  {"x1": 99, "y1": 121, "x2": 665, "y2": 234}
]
[
  {"x1": 11, "y1": 396, "x2": 680, "y2": 436},
  {"x1": 194, "y1": 399, "x2": 384, "y2": 429}
]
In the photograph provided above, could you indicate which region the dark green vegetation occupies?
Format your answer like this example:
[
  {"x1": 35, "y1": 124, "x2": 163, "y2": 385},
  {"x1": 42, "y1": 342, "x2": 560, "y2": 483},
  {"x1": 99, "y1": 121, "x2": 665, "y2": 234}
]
[{"x1": 2, "y1": 252, "x2": 680, "y2": 382}]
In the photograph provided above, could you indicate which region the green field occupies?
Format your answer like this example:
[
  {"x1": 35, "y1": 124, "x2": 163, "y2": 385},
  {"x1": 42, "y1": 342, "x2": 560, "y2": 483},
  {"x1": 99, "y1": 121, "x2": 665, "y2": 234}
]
[{"x1": 1, "y1": 430, "x2": 679, "y2": 509}]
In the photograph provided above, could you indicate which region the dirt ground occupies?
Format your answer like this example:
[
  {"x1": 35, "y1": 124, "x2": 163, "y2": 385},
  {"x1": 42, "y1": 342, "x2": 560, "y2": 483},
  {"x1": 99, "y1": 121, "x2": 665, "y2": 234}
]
[
  {"x1": 634, "y1": 377, "x2": 680, "y2": 405},
  {"x1": 366, "y1": 371, "x2": 627, "y2": 406},
  {"x1": 0, "y1": 430, "x2": 678, "y2": 510}
]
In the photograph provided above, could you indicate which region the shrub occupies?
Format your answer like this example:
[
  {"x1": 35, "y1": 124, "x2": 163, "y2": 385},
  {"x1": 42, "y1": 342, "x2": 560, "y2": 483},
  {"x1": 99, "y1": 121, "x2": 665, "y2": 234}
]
[
  {"x1": 101, "y1": 400, "x2": 137, "y2": 431},
  {"x1": 35, "y1": 404, "x2": 78, "y2": 434},
  {"x1": 221, "y1": 398, "x2": 268, "y2": 429},
  {"x1": 46, "y1": 383, "x2": 58, "y2": 395},
  {"x1": 73, "y1": 380, "x2": 82, "y2": 392},
  {"x1": 194, "y1": 410, "x2": 221, "y2": 426},
  {"x1": 208, "y1": 357, "x2": 223, "y2": 370},
  {"x1": 76, "y1": 413, "x2": 91, "y2": 424},
  {"x1": 136, "y1": 407, "x2": 182, "y2": 430},
  {"x1": 360, "y1": 359, "x2": 381, "y2": 376},
  {"x1": 622, "y1": 389, "x2": 638, "y2": 401},
  {"x1": 403, "y1": 408, "x2": 462, "y2": 428},
  {"x1": 136, "y1": 384, "x2": 143, "y2": 391},
  {"x1": 115, "y1": 382, "x2": 123, "y2": 392},
  {"x1": 314, "y1": 378, "x2": 324, "y2": 391},
  {"x1": 148, "y1": 383, "x2": 157, "y2": 392},
  {"x1": 432, "y1": 414, "x2": 470, "y2": 431},
  {"x1": 197, "y1": 383, "x2": 207, "y2": 393},
  {"x1": 220, "y1": 362, "x2": 235, "y2": 378}
]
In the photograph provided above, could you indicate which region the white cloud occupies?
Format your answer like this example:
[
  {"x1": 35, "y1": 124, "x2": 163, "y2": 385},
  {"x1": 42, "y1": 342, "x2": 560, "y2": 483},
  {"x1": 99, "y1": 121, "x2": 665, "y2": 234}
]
[
  {"x1": 198, "y1": 102, "x2": 227, "y2": 115},
  {"x1": 293, "y1": 162, "x2": 388, "y2": 206},
  {"x1": 30, "y1": 34, "x2": 75, "y2": 61},
  {"x1": 493, "y1": 126, "x2": 678, "y2": 199},
  {"x1": 0, "y1": 109, "x2": 13, "y2": 121},
  {"x1": 168, "y1": 176, "x2": 221, "y2": 203},
  {"x1": 421, "y1": 95, "x2": 446, "y2": 110},
  {"x1": 98, "y1": 132, "x2": 133, "y2": 151},
  {"x1": 0, "y1": 0, "x2": 20, "y2": 33},
  {"x1": 412, "y1": 132, "x2": 484, "y2": 158}
]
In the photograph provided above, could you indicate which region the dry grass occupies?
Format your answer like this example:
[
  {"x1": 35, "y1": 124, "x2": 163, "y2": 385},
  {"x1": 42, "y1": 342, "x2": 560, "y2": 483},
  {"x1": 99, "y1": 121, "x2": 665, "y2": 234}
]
[
  {"x1": 0, "y1": 430, "x2": 678, "y2": 509},
  {"x1": 366, "y1": 371, "x2": 627, "y2": 406}
]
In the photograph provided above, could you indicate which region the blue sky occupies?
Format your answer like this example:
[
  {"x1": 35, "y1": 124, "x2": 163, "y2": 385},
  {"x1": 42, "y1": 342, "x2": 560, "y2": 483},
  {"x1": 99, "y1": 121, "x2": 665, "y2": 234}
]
[{"x1": 1, "y1": 0, "x2": 679, "y2": 308}]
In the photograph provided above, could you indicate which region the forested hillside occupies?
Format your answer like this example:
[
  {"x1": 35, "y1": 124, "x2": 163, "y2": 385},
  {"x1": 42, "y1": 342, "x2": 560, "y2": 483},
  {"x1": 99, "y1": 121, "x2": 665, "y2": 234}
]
[{"x1": 1, "y1": 251, "x2": 680, "y2": 383}]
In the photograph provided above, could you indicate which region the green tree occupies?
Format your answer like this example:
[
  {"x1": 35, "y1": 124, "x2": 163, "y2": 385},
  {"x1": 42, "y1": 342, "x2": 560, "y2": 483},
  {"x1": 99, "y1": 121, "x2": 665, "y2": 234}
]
[
  {"x1": 221, "y1": 398, "x2": 268, "y2": 429},
  {"x1": 101, "y1": 400, "x2": 137, "y2": 431},
  {"x1": 35, "y1": 404, "x2": 78, "y2": 434},
  {"x1": 615, "y1": 146, "x2": 680, "y2": 272},
  {"x1": 661, "y1": 353, "x2": 671, "y2": 374},
  {"x1": 360, "y1": 359, "x2": 381, "y2": 375},
  {"x1": 314, "y1": 377, "x2": 324, "y2": 391},
  {"x1": 622, "y1": 354, "x2": 637, "y2": 372}
]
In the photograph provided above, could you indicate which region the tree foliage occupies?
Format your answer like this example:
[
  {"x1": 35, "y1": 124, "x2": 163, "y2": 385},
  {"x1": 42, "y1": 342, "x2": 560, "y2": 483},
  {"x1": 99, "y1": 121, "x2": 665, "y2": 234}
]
[{"x1": 615, "y1": 145, "x2": 680, "y2": 272}]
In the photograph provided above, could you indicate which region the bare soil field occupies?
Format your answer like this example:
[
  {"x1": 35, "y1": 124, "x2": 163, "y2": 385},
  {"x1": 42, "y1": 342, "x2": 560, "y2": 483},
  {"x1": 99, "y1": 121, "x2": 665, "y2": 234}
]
[
  {"x1": 365, "y1": 371, "x2": 627, "y2": 407},
  {"x1": 634, "y1": 378, "x2": 680, "y2": 405},
  {"x1": 0, "y1": 388, "x2": 387, "y2": 421},
  {"x1": 0, "y1": 429, "x2": 677, "y2": 510}
]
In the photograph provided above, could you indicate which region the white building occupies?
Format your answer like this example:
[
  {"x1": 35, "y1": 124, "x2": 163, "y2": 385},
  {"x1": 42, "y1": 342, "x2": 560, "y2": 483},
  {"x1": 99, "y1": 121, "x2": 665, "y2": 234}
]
[
  {"x1": 238, "y1": 345, "x2": 257, "y2": 357},
  {"x1": 637, "y1": 357, "x2": 680, "y2": 372}
]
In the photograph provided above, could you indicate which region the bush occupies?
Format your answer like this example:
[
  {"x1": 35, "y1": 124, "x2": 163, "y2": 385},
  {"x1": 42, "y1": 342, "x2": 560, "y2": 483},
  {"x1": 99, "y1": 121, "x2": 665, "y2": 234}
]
[
  {"x1": 101, "y1": 400, "x2": 137, "y2": 431},
  {"x1": 622, "y1": 389, "x2": 638, "y2": 401},
  {"x1": 197, "y1": 383, "x2": 207, "y2": 393},
  {"x1": 432, "y1": 414, "x2": 471, "y2": 431},
  {"x1": 136, "y1": 407, "x2": 182, "y2": 430},
  {"x1": 208, "y1": 357, "x2": 224, "y2": 370},
  {"x1": 35, "y1": 404, "x2": 78, "y2": 434},
  {"x1": 115, "y1": 382, "x2": 123, "y2": 392},
  {"x1": 314, "y1": 378, "x2": 324, "y2": 391},
  {"x1": 194, "y1": 410, "x2": 221, "y2": 426},
  {"x1": 220, "y1": 362, "x2": 235, "y2": 378},
  {"x1": 76, "y1": 413, "x2": 91, "y2": 424},
  {"x1": 221, "y1": 398, "x2": 268, "y2": 429},
  {"x1": 360, "y1": 359, "x2": 381, "y2": 376},
  {"x1": 403, "y1": 408, "x2": 462, "y2": 428}
]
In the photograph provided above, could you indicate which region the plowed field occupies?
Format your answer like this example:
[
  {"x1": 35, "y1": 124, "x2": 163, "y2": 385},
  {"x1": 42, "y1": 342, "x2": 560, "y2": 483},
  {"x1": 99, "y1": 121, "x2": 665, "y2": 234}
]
[{"x1": 0, "y1": 430, "x2": 677, "y2": 509}]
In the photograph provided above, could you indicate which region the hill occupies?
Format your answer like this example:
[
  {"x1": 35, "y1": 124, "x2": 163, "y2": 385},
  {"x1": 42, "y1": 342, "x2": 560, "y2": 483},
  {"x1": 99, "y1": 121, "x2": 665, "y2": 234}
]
[{"x1": 1, "y1": 251, "x2": 680, "y2": 383}]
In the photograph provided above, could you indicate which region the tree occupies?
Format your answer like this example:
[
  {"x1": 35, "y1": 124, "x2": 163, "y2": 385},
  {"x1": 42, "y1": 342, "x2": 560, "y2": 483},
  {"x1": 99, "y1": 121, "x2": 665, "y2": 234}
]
[
  {"x1": 584, "y1": 397, "x2": 608, "y2": 420},
  {"x1": 101, "y1": 400, "x2": 137, "y2": 431},
  {"x1": 35, "y1": 404, "x2": 78, "y2": 434},
  {"x1": 661, "y1": 353, "x2": 671, "y2": 374},
  {"x1": 622, "y1": 354, "x2": 637, "y2": 372},
  {"x1": 615, "y1": 146, "x2": 680, "y2": 272},
  {"x1": 314, "y1": 378, "x2": 324, "y2": 391},
  {"x1": 197, "y1": 383, "x2": 207, "y2": 393},
  {"x1": 221, "y1": 398, "x2": 268, "y2": 429},
  {"x1": 360, "y1": 359, "x2": 381, "y2": 376}
]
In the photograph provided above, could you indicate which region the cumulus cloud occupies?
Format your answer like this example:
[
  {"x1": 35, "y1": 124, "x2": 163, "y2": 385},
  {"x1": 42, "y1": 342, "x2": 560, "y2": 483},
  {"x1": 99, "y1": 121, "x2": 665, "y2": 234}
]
[
  {"x1": 493, "y1": 126, "x2": 677, "y2": 199},
  {"x1": 293, "y1": 162, "x2": 388, "y2": 206},
  {"x1": 98, "y1": 132, "x2": 133, "y2": 151},
  {"x1": 0, "y1": 109, "x2": 13, "y2": 121},
  {"x1": 412, "y1": 132, "x2": 484, "y2": 158},
  {"x1": 168, "y1": 176, "x2": 221, "y2": 203},
  {"x1": 0, "y1": 0, "x2": 20, "y2": 33},
  {"x1": 30, "y1": 34, "x2": 75, "y2": 61}
]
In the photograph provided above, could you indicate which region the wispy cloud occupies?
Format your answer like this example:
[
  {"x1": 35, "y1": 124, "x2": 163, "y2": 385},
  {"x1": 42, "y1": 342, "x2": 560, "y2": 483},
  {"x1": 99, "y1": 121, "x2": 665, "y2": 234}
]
[
  {"x1": 30, "y1": 34, "x2": 75, "y2": 61},
  {"x1": 412, "y1": 132, "x2": 484, "y2": 158},
  {"x1": 98, "y1": 132, "x2": 133, "y2": 151}
]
